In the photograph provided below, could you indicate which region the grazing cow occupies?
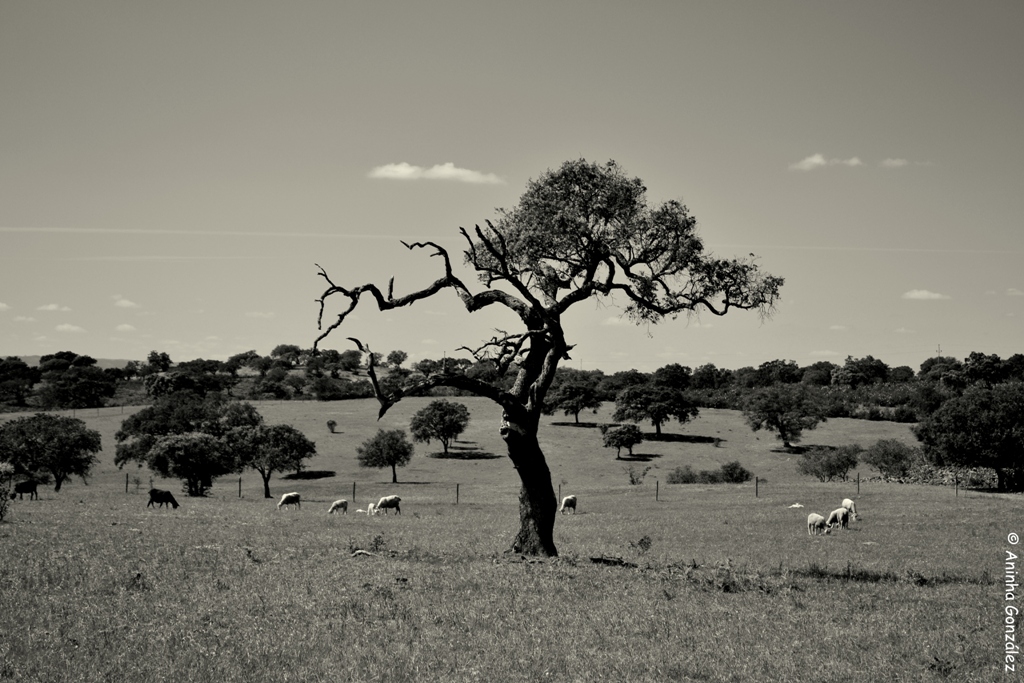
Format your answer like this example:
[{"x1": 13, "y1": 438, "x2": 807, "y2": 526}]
[
  {"x1": 559, "y1": 495, "x2": 577, "y2": 514},
  {"x1": 375, "y1": 495, "x2": 401, "y2": 515},
  {"x1": 278, "y1": 492, "x2": 301, "y2": 510},
  {"x1": 147, "y1": 488, "x2": 179, "y2": 509},
  {"x1": 328, "y1": 499, "x2": 348, "y2": 514},
  {"x1": 12, "y1": 480, "x2": 39, "y2": 501}
]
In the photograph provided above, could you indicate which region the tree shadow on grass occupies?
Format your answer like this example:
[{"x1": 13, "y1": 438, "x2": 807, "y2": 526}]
[
  {"x1": 614, "y1": 452, "x2": 663, "y2": 462},
  {"x1": 282, "y1": 470, "x2": 336, "y2": 480},
  {"x1": 644, "y1": 433, "x2": 723, "y2": 445},
  {"x1": 426, "y1": 440, "x2": 503, "y2": 460},
  {"x1": 550, "y1": 421, "x2": 606, "y2": 429}
]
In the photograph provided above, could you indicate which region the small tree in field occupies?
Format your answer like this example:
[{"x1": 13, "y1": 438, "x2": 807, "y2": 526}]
[
  {"x1": 613, "y1": 385, "x2": 699, "y2": 438},
  {"x1": 544, "y1": 380, "x2": 602, "y2": 424},
  {"x1": 409, "y1": 400, "x2": 471, "y2": 455},
  {"x1": 357, "y1": 429, "x2": 414, "y2": 483},
  {"x1": 601, "y1": 424, "x2": 644, "y2": 459},
  {"x1": 146, "y1": 432, "x2": 235, "y2": 497},
  {"x1": 860, "y1": 439, "x2": 923, "y2": 479},
  {"x1": 326, "y1": 420, "x2": 337, "y2": 433},
  {"x1": 797, "y1": 445, "x2": 861, "y2": 482},
  {"x1": 0, "y1": 413, "x2": 101, "y2": 491},
  {"x1": 742, "y1": 384, "x2": 826, "y2": 449},
  {"x1": 232, "y1": 424, "x2": 318, "y2": 498},
  {"x1": 313, "y1": 159, "x2": 782, "y2": 555}
]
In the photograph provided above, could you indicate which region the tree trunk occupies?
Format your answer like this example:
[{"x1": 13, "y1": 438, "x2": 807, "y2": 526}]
[
  {"x1": 261, "y1": 472, "x2": 272, "y2": 498},
  {"x1": 501, "y1": 412, "x2": 557, "y2": 557},
  {"x1": 391, "y1": 463, "x2": 398, "y2": 483}
]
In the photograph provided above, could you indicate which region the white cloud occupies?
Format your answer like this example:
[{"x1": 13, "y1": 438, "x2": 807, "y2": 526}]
[
  {"x1": 369, "y1": 162, "x2": 504, "y2": 184},
  {"x1": 14, "y1": 316, "x2": 35, "y2": 322},
  {"x1": 56, "y1": 323, "x2": 85, "y2": 333},
  {"x1": 116, "y1": 324, "x2": 137, "y2": 332},
  {"x1": 829, "y1": 325, "x2": 847, "y2": 331},
  {"x1": 246, "y1": 311, "x2": 275, "y2": 319},
  {"x1": 881, "y1": 158, "x2": 909, "y2": 168},
  {"x1": 114, "y1": 296, "x2": 140, "y2": 308},
  {"x1": 1007, "y1": 288, "x2": 1024, "y2": 297},
  {"x1": 37, "y1": 303, "x2": 71, "y2": 311},
  {"x1": 0, "y1": 302, "x2": 9, "y2": 311},
  {"x1": 788, "y1": 154, "x2": 863, "y2": 171},
  {"x1": 902, "y1": 289, "x2": 951, "y2": 300},
  {"x1": 895, "y1": 327, "x2": 914, "y2": 334}
]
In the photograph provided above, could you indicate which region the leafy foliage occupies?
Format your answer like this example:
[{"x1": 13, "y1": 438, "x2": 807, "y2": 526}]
[
  {"x1": 913, "y1": 382, "x2": 1024, "y2": 490},
  {"x1": 861, "y1": 439, "x2": 925, "y2": 479},
  {"x1": 230, "y1": 423, "x2": 318, "y2": 497},
  {"x1": 741, "y1": 384, "x2": 826, "y2": 447},
  {"x1": 0, "y1": 413, "x2": 101, "y2": 491},
  {"x1": 409, "y1": 400, "x2": 471, "y2": 455},
  {"x1": 796, "y1": 445, "x2": 862, "y2": 483},
  {"x1": 613, "y1": 385, "x2": 699, "y2": 437},
  {"x1": 601, "y1": 424, "x2": 644, "y2": 459},
  {"x1": 356, "y1": 428, "x2": 415, "y2": 483}
]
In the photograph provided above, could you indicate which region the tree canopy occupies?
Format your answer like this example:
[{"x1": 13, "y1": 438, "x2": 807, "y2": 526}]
[
  {"x1": 0, "y1": 413, "x2": 101, "y2": 491},
  {"x1": 231, "y1": 423, "x2": 318, "y2": 497},
  {"x1": 913, "y1": 382, "x2": 1024, "y2": 490},
  {"x1": 409, "y1": 400, "x2": 471, "y2": 455},
  {"x1": 741, "y1": 384, "x2": 826, "y2": 448},
  {"x1": 612, "y1": 385, "x2": 699, "y2": 437},
  {"x1": 313, "y1": 159, "x2": 783, "y2": 555},
  {"x1": 357, "y1": 428, "x2": 414, "y2": 483}
]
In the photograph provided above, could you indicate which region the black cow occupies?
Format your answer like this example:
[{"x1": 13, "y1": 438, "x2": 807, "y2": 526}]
[
  {"x1": 11, "y1": 480, "x2": 38, "y2": 500},
  {"x1": 147, "y1": 488, "x2": 179, "y2": 509}
]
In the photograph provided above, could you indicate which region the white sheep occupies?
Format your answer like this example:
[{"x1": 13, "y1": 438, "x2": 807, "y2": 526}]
[
  {"x1": 364, "y1": 503, "x2": 377, "y2": 516},
  {"x1": 807, "y1": 513, "x2": 829, "y2": 536},
  {"x1": 841, "y1": 498, "x2": 859, "y2": 520},
  {"x1": 826, "y1": 507, "x2": 850, "y2": 531},
  {"x1": 277, "y1": 492, "x2": 301, "y2": 510},
  {"x1": 558, "y1": 495, "x2": 577, "y2": 514},
  {"x1": 328, "y1": 499, "x2": 348, "y2": 514},
  {"x1": 376, "y1": 495, "x2": 401, "y2": 515}
]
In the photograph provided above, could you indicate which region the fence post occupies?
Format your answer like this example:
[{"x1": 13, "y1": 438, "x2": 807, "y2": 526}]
[
  {"x1": 755, "y1": 477, "x2": 759, "y2": 497},
  {"x1": 353, "y1": 481, "x2": 356, "y2": 502},
  {"x1": 955, "y1": 474, "x2": 958, "y2": 497},
  {"x1": 857, "y1": 472, "x2": 860, "y2": 495},
  {"x1": 456, "y1": 483, "x2": 460, "y2": 506},
  {"x1": 126, "y1": 472, "x2": 129, "y2": 493},
  {"x1": 558, "y1": 484, "x2": 561, "y2": 502},
  {"x1": 656, "y1": 479, "x2": 659, "y2": 502},
  {"x1": 238, "y1": 477, "x2": 242, "y2": 498}
]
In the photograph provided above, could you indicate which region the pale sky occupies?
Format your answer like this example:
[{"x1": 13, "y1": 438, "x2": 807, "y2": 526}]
[{"x1": 2, "y1": 1, "x2": 1022, "y2": 373}]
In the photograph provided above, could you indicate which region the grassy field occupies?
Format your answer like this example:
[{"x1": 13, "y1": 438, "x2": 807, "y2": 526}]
[{"x1": 0, "y1": 398, "x2": 1017, "y2": 681}]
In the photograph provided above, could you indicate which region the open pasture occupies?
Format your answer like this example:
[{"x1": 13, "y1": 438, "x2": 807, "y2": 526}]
[{"x1": 0, "y1": 399, "x2": 1015, "y2": 681}]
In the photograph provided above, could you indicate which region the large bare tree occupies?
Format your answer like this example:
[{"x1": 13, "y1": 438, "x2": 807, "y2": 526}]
[{"x1": 314, "y1": 159, "x2": 783, "y2": 556}]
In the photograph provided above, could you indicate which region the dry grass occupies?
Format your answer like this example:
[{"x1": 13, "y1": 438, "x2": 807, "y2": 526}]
[{"x1": 0, "y1": 399, "x2": 1010, "y2": 681}]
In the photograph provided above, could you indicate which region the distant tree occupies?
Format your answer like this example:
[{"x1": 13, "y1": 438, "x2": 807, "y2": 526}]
[
  {"x1": 962, "y1": 351, "x2": 1008, "y2": 386},
  {"x1": 36, "y1": 365, "x2": 117, "y2": 409},
  {"x1": 146, "y1": 432, "x2": 235, "y2": 497},
  {"x1": 797, "y1": 445, "x2": 861, "y2": 482},
  {"x1": 357, "y1": 428, "x2": 414, "y2": 483},
  {"x1": 0, "y1": 357, "x2": 40, "y2": 406},
  {"x1": 326, "y1": 420, "x2": 337, "y2": 433},
  {"x1": 832, "y1": 355, "x2": 889, "y2": 388},
  {"x1": 0, "y1": 413, "x2": 101, "y2": 491},
  {"x1": 719, "y1": 461, "x2": 753, "y2": 483},
  {"x1": 652, "y1": 363, "x2": 692, "y2": 391},
  {"x1": 601, "y1": 424, "x2": 643, "y2": 459},
  {"x1": 232, "y1": 423, "x2": 317, "y2": 497},
  {"x1": 913, "y1": 382, "x2": 1024, "y2": 491},
  {"x1": 114, "y1": 394, "x2": 264, "y2": 492},
  {"x1": 596, "y1": 369, "x2": 650, "y2": 401},
  {"x1": 386, "y1": 350, "x2": 408, "y2": 368},
  {"x1": 147, "y1": 351, "x2": 173, "y2": 373},
  {"x1": 754, "y1": 359, "x2": 801, "y2": 386},
  {"x1": 409, "y1": 400, "x2": 471, "y2": 455},
  {"x1": 613, "y1": 385, "x2": 699, "y2": 437},
  {"x1": 917, "y1": 356, "x2": 962, "y2": 383},
  {"x1": 860, "y1": 439, "x2": 923, "y2": 479},
  {"x1": 337, "y1": 350, "x2": 363, "y2": 373},
  {"x1": 224, "y1": 350, "x2": 261, "y2": 376},
  {"x1": 690, "y1": 363, "x2": 733, "y2": 391},
  {"x1": 544, "y1": 380, "x2": 602, "y2": 423},
  {"x1": 800, "y1": 361, "x2": 837, "y2": 387},
  {"x1": 270, "y1": 344, "x2": 304, "y2": 366},
  {"x1": 741, "y1": 384, "x2": 826, "y2": 448},
  {"x1": 888, "y1": 366, "x2": 916, "y2": 383}
]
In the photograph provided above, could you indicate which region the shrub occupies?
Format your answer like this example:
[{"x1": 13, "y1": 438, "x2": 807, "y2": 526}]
[
  {"x1": 797, "y1": 445, "x2": 862, "y2": 482},
  {"x1": 719, "y1": 461, "x2": 753, "y2": 483},
  {"x1": 861, "y1": 439, "x2": 924, "y2": 479},
  {"x1": 624, "y1": 465, "x2": 651, "y2": 485},
  {"x1": 666, "y1": 465, "x2": 698, "y2": 484}
]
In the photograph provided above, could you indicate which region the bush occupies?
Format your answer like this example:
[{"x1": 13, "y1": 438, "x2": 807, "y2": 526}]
[
  {"x1": 861, "y1": 439, "x2": 923, "y2": 479},
  {"x1": 666, "y1": 463, "x2": 751, "y2": 485},
  {"x1": 720, "y1": 461, "x2": 753, "y2": 483},
  {"x1": 797, "y1": 445, "x2": 862, "y2": 482}
]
